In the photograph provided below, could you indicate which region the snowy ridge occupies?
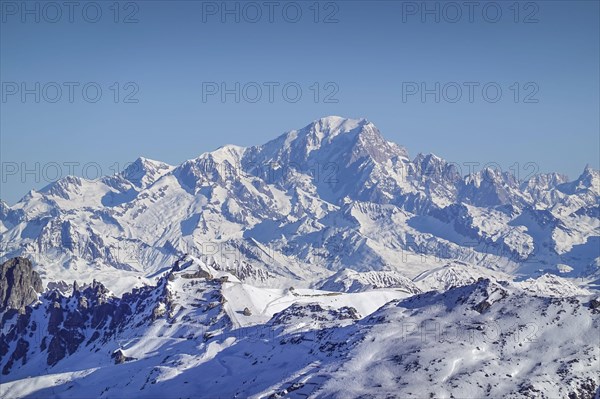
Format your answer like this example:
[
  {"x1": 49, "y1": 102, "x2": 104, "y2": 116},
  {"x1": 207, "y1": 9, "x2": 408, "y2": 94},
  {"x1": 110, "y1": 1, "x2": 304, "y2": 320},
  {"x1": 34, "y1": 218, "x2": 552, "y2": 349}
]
[
  {"x1": 412, "y1": 262, "x2": 514, "y2": 292},
  {"x1": 317, "y1": 268, "x2": 421, "y2": 294},
  {"x1": 1, "y1": 266, "x2": 598, "y2": 398}
]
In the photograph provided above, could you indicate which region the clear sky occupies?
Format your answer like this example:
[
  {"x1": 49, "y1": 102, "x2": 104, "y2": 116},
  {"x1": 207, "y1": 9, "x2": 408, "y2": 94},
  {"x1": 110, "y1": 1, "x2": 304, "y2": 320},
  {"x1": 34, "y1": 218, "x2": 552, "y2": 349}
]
[{"x1": 1, "y1": 0, "x2": 599, "y2": 204}]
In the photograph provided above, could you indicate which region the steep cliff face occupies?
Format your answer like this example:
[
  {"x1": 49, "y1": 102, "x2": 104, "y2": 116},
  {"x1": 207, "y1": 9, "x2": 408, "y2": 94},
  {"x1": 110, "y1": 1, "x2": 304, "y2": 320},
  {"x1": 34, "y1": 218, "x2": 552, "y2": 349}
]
[{"x1": 0, "y1": 257, "x2": 43, "y2": 314}]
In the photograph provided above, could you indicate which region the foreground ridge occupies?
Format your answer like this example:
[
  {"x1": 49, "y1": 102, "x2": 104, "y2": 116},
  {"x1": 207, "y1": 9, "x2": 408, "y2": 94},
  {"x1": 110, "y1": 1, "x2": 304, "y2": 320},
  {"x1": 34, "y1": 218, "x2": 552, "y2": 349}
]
[{"x1": 0, "y1": 257, "x2": 598, "y2": 398}]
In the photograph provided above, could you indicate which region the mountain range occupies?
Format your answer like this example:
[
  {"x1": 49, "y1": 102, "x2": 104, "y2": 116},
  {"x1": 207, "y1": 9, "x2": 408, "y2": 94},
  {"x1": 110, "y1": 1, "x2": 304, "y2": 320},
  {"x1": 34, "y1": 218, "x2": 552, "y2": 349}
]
[
  {"x1": 1, "y1": 116, "x2": 598, "y2": 293},
  {"x1": 0, "y1": 116, "x2": 598, "y2": 398}
]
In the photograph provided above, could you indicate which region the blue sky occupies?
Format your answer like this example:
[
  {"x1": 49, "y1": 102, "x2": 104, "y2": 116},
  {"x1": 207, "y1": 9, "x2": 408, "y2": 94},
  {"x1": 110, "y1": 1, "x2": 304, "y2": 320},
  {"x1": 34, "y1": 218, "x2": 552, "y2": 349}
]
[{"x1": 1, "y1": 0, "x2": 599, "y2": 204}]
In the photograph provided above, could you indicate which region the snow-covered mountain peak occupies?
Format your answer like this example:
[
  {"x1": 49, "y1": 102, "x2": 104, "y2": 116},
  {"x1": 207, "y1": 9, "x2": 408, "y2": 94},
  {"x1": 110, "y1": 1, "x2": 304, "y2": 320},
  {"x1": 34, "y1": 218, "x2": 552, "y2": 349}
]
[
  {"x1": 174, "y1": 154, "x2": 241, "y2": 192},
  {"x1": 205, "y1": 144, "x2": 246, "y2": 164},
  {"x1": 283, "y1": 116, "x2": 372, "y2": 154},
  {"x1": 554, "y1": 165, "x2": 599, "y2": 195},
  {"x1": 119, "y1": 157, "x2": 173, "y2": 188},
  {"x1": 526, "y1": 171, "x2": 569, "y2": 187},
  {"x1": 458, "y1": 166, "x2": 524, "y2": 207},
  {"x1": 309, "y1": 115, "x2": 368, "y2": 138},
  {"x1": 1, "y1": 115, "x2": 598, "y2": 301},
  {"x1": 413, "y1": 152, "x2": 444, "y2": 165},
  {"x1": 413, "y1": 152, "x2": 461, "y2": 182},
  {"x1": 237, "y1": 117, "x2": 412, "y2": 206},
  {"x1": 38, "y1": 175, "x2": 85, "y2": 200},
  {"x1": 245, "y1": 116, "x2": 388, "y2": 165},
  {"x1": 467, "y1": 166, "x2": 516, "y2": 185},
  {"x1": 575, "y1": 164, "x2": 599, "y2": 191},
  {"x1": 176, "y1": 145, "x2": 247, "y2": 184}
]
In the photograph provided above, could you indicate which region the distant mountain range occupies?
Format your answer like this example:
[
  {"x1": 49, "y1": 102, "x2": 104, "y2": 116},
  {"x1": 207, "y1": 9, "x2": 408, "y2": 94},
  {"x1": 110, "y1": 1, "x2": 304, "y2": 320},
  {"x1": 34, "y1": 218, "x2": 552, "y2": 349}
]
[
  {"x1": 1, "y1": 116, "x2": 598, "y2": 293},
  {"x1": 1, "y1": 116, "x2": 598, "y2": 397}
]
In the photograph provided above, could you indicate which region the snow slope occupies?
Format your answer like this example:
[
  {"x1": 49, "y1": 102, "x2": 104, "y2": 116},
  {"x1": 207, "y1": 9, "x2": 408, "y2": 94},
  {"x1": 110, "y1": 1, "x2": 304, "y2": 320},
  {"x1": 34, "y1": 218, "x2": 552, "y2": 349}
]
[{"x1": 1, "y1": 264, "x2": 598, "y2": 399}]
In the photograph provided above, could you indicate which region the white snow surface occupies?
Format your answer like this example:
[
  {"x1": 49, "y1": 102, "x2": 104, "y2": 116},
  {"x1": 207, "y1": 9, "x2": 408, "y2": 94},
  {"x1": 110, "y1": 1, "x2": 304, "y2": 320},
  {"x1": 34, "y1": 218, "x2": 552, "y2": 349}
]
[{"x1": 1, "y1": 267, "x2": 598, "y2": 399}]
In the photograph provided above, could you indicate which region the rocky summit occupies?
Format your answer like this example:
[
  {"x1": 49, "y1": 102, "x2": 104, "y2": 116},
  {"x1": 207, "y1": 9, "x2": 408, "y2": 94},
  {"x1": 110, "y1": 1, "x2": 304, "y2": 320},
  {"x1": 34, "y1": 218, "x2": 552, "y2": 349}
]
[{"x1": 0, "y1": 257, "x2": 43, "y2": 314}]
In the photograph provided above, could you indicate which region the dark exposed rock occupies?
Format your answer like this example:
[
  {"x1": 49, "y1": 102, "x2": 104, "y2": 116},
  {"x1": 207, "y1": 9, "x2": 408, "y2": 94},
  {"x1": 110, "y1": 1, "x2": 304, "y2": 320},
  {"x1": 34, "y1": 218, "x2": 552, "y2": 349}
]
[
  {"x1": 91, "y1": 303, "x2": 114, "y2": 329},
  {"x1": 339, "y1": 306, "x2": 360, "y2": 320},
  {"x1": 86, "y1": 331, "x2": 100, "y2": 346},
  {"x1": 83, "y1": 280, "x2": 110, "y2": 299},
  {"x1": 13, "y1": 338, "x2": 29, "y2": 363},
  {"x1": 47, "y1": 335, "x2": 67, "y2": 366},
  {"x1": 64, "y1": 310, "x2": 85, "y2": 329},
  {"x1": 46, "y1": 281, "x2": 72, "y2": 296},
  {"x1": 111, "y1": 349, "x2": 135, "y2": 364},
  {"x1": 110, "y1": 303, "x2": 132, "y2": 329},
  {"x1": 0, "y1": 257, "x2": 43, "y2": 313},
  {"x1": 0, "y1": 335, "x2": 9, "y2": 357},
  {"x1": 45, "y1": 280, "x2": 127, "y2": 366},
  {"x1": 473, "y1": 300, "x2": 491, "y2": 313},
  {"x1": 59, "y1": 328, "x2": 85, "y2": 355},
  {"x1": 2, "y1": 338, "x2": 29, "y2": 374},
  {"x1": 2, "y1": 338, "x2": 30, "y2": 374},
  {"x1": 271, "y1": 303, "x2": 361, "y2": 325},
  {"x1": 48, "y1": 302, "x2": 64, "y2": 334},
  {"x1": 182, "y1": 269, "x2": 213, "y2": 280}
]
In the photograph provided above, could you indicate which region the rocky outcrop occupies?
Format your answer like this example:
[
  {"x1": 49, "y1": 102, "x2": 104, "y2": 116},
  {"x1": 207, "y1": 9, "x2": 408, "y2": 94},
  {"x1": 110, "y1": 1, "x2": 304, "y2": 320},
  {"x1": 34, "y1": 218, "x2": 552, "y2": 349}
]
[
  {"x1": 271, "y1": 303, "x2": 360, "y2": 326},
  {"x1": 0, "y1": 257, "x2": 43, "y2": 313},
  {"x1": 44, "y1": 280, "x2": 137, "y2": 367},
  {"x1": 111, "y1": 349, "x2": 135, "y2": 364},
  {"x1": 1, "y1": 278, "x2": 142, "y2": 373},
  {"x1": 182, "y1": 269, "x2": 213, "y2": 280},
  {"x1": 0, "y1": 261, "x2": 220, "y2": 374}
]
